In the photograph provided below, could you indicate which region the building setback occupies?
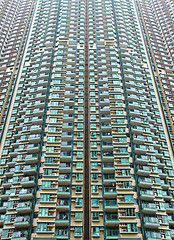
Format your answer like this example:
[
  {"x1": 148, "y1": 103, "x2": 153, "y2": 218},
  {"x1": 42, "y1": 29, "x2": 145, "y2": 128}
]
[{"x1": 0, "y1": 0, "x2": 173, "y2": 240}]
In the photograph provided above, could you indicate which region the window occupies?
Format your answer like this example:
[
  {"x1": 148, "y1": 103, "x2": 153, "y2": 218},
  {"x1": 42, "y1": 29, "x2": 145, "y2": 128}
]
[
  {"x1": 75, "y1": 212, "x2": 82, "y2": 221},
  {"x1": 77, "y1": 132, "x2": 83, "y2": 138},
  {"x1": 91, "y1": 141, "x2": 97, "y2": 148},
  {"x1": 124, "y1": 195, "x2": 133, "y2": 202},
  {"x1": 77, "y1": 141, "x2": 83, "y2": 148},
  {"x1": 48, "y1": 127, "x2": 56, "y2": 132},
  {"x1": 37, "y1": 223, "x2": 47, "y2": 232},
  {"x1": 77, "y1": 151, "x2": 83, "y2": 158},
  {"x1": 90, "y1": 98, "x2": 96, "y2": 104},
  {"x1": 91, "y1": 162, "x2": 98, "y2": 169},
  {"x1": 92, "y1": 212, "x2": 99, "y2": 221},
  {"x1": 90, "y1": 106, "x2": 96, "y2": 112},
  {"x1": 78, "y1": 114, "x2": 83, "y2": 120},
  {"x1": 76, "y1": 173, "x2": 83, "y2": 181},
  {"x1": 77, "y1": 123, "x2": 83, "y2": 128},
  {"x1": 91, "y1": 132, "x2": 96, "y2": 138},
  {"x1": 127, "y1": 223, "x2": 137, "y2": 232},
  {"x1": 42, "y1": 181, "x2": 51, "y2": 189},
  {"x1": 76, "y1": 185, "x2": 82, "y2": 193},
  {"x1": 75, "y1": 227, "x2": 82, "y2": 236},
  {"x1": 40, "y1": 194, "x2": 50, "y2": 202},
  {"x1": 91, "y1": 123, "x2": 96, "y2": 129},
  {"x1": 47, "y1": 136, "x2": 55, "y2": 142},
  {"x1": 46, "y1": 147, "x2": 54, "y2": 153},
  {"x1": 92, "y1": 227, "x2": 100, "y2": 236},
  {"x1": 91, "y1": 174, "x2": 98, "y2": 181},
  {"x1": 91, "y1": 151, "x2": 97, "y2": 158},
  {"x1": 49, "y1": 117, "x2": 57, "y2": 123},
  {"x1": 92, "y1": 185, "x2": 98, "y2": 193},
  {"x1": 76, "y1": 162, "x2": 83, "y2": 169},
  {"x1": 75, "y1": 198, "x2": 82, "y2": 206},
  {"x1": 92, "y1": 198, "x2": 99, "y2": 207},
  {"x1": 39, "y1": 208, "x2": 48, "y2": 216}
]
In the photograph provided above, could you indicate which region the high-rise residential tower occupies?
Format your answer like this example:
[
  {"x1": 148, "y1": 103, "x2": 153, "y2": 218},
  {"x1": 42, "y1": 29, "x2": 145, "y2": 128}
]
[
  {"x1": 135, "y1": 0, "x2": 174, "y2": 143},
  {"x1": 0, "y1": 0, "x2": 173, "y2": 240}
]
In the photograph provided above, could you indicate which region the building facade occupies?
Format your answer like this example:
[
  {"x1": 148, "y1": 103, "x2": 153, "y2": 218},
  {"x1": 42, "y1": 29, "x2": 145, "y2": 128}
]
[
  {"x1": 0, "y1": 0, "x2": 173, "y2": 240},
  {"x1": 135, "y1": 0, "x2": 174, "y2": 142}
]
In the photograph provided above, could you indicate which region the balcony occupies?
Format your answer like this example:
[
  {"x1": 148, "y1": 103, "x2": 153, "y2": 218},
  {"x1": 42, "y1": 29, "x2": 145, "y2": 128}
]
[
  {"x1": 104, "y1": 187, "x2": 117, "y2": 198},
  {"x1": 165, "y1": 203, "x2": 174, "y2": 213},
  {"x1": 127, "y1": 94, "x2": 138, "y2": 101},
  {"x1": 137, "y1": 166, "x2": 151, "y2": 176},
  {"x1": 30, "y1": 125, "x2": 42, "y2": 133},
  {"x1": 54, "y1": 228, "x2": 68, "y2": 239},
  {"x1": 102, "y1": 142, "x2": 113, "y2": 151},
  {"x1": 106, "y1": 228, "x2": 120, "y2": 239},
  {"x1": 28, "y1": 134, "x2": 41, "y2": 144},
  {"x1": 23, "y1": 165, "x2": 37, "y2": 175},
  {"x1": 19, "y1": 189, "x2": 34, "y2": 200},
  {"x1": 105, "y1": 214, "x2": 119, "y2": 226},
  {"x1": 162, "y1": 191, "x2": 172, "y2": 201},
  {"x1": 140, "y1": 190, "x2": 155, "y2": 201},
  {"x1": 61, "y1": 142, "x2": 72, "y2": 151},
  {"x1": 0, "y1": 191, "x2": 10, "y2": 200},
  {"x1": 61, "y1": 132, "x2": 72, "y2": 141},
  {"x1": 130, "y1": 117, "x2": 142, "y2": 126},
  {"x1": 103, "y1": 163, "x2": 115, "y2": 174},
  {"x1": 145, "y1": 231, "x2": 161, "y2": 240},
  {"x1": 55, "y1": 213, "x2": 69, "y2": 226},
  {"x1": 134, "y1": 145, "x2": 147, "y2": 154},
  {"x1": 59, "y1": 163, "x2": 71, "y2": 173},
  {"x1": 57, "y1": 199, "x2": 69, "y2": 211},
  {"x1": 103, "y1": 174, "x2": 115, "y2": 185},
  {"x1": 168, "y1": 216, "x2": 174, "y2": 226},
  {"x1": 132, "y1": 126, "x2": 144, "y2": 135},
  {"x1": 60, "y1": 152, "x2": 72, "y2": 161},
  {"x1": 16, "y1": 202, "x2": 32, "y2": 214},
  {"x1": 105, "y1": 200, "x2": 118, "y2": 212},
  {"x1": 11, "y1": 231, "x2": 28, "y2": 240},
  {"x1": 135, "y1": 156, "x2": 149, "y2": 165},
  {"x1": 58, "y1": 174, "x2": 70, "y2": 185},
  {"x1": 25, "y1": 154, "x2": 38, "y2": 164},
  {"x1": 0, "y1": 203, "x2": 8, "y2": 212},
  {"x1": 14, "y1": 216, "x2": 30, "y2": 228},
  {"x1": 21, "y1": 176, "x2": 35, "y2": 187},
  {"x1": 142, "y1": 203, "x2": 157, "y2": 214},
  {"x1": 144, "y1": 217, "x2": 160, "y2": 229},
  {"x1": 133, "y1": 135, "x2": 145, "y2": 144},
  {"x1": 102, "y1": 152, "x2": 114, "y2": 162},
  {"x1": 138, "y1": 177, "x2": 153, "y2": 188},
  {"x1": 0, "y1": 215, "x2": 5, "y2": 225},
  {"x1": 57, "y1": 186, "x2": 70, "y2": 197}
]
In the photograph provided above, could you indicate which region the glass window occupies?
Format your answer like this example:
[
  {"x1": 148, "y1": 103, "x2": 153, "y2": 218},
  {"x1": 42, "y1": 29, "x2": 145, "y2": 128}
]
[
  {"x1": 76, "y1": 162, "x2": 83, "y2": 169},
  {"x1": 92, "y1": 198, "x2": 99, "y2": 206},
  {"x1": 75, "y1": 212, "x2": 82, "y2": 220},
  {"x1": 76, "y1": 185, "x2": 82, "y2": 193},
  {"x1": 91, "y1": 162, "x2": 98, "y2": 169},
  {"x1": 74, "y1": 227, "x2": 82, "y2": 236},
  {"x1": 39, "y1": 208, "x2": 48, "y2": 216},
  {"x1": 37, "y1": 223, "x2": 47, "y2": 232},
  {"x1": 92, "y1": 185, "x2": 98, "y2": 193},
  {"x1": 92, "y1": 212, "x2": 99, "y2": 221},
  {"x1": 92, "y1": 227, "x2": 100, "y2": 236},
  {"x1": 75, "y1": 198, "x2": 82, "y2": 206},
  {"x1": 40, "y1": 194, "x2": 50, "y2": 202}
]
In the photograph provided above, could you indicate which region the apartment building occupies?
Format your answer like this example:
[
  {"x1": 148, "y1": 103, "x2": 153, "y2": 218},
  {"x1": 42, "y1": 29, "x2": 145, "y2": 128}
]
[
  {"x1": 135, "y1": 0, "x2": 174, "y2": 142},
  {"x1": 0, "y1": 0, "x2": 173, "y2": 240}
]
